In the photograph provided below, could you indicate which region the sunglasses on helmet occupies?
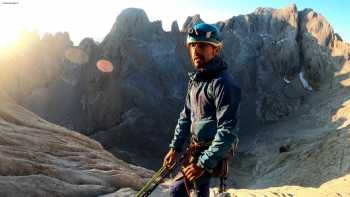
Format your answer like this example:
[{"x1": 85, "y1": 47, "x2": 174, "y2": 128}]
[{"x1": 188, "y1": 28, "x2": 213, "y2": 39}]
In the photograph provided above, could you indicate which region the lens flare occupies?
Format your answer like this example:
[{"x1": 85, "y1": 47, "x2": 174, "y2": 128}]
[
  {"x1": 65, "y1": 48, "x2": 89, "y2": 64},
  {"x1": 96, "y1": 59, "x2": 113, "y2": 73}
]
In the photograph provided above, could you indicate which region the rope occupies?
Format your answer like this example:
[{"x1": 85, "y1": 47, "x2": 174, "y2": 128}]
[
  {"x1": 136, "y1": 138, "x2": 212, "y2": 197},
  {"x1": 181, "y1": 168, "x2": 192, "y2": 197}
]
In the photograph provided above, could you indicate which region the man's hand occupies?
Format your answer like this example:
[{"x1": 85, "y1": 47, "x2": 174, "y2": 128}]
[
  {"x1": 163, "y1": 148, "x2": 177, "y2": 169},
  {"x1": 183, "y1": 163, "x2": 204, "y2": 182}
]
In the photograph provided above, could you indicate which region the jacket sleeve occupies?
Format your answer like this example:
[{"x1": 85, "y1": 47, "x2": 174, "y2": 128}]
[
  {"x1": 168, "y1": 83, "x2": 192, "y2": 152},
  {"x1": 197, "y1": 78, "x2": 241, "y2": 170}
]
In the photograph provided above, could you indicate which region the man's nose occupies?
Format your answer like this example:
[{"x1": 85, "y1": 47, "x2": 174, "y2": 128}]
[{"x1": 192, "y1": 43, "x2": 202, "y2": 51}]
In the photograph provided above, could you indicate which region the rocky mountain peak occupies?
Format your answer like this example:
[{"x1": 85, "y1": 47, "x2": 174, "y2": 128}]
[
  {"x1": 181, "y1": 14, "x2": 204, "y2": 32},
  {"x1": 299, "y1": 8, "x2": 334, "y2": 47},
  {"x1": 102, "y1": 8, "x2": 153, "y2": 44},
  {"x1": 171, "y1": 21, "x2": 180, "y2": 33},
  {"x1": 78, "y1": 37, "x2": 99, "y2": 57}
]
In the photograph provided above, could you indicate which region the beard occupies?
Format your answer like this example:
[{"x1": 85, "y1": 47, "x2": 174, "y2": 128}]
[{"x1": 192, "y1": 53, "x2": 205, "y2": 69}]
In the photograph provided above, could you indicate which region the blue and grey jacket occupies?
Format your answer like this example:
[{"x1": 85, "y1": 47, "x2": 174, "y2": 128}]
[{"x1": 169, "y1": 56, "x2": 241, "y2": 171}]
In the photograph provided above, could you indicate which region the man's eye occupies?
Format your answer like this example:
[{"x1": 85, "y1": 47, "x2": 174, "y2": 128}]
[
  {"x1": 190, "y1": 43, "x2": 204, "y2": 48},
  {"x1": 198, "y1": 43, "x2": 206, "y2": 48}
]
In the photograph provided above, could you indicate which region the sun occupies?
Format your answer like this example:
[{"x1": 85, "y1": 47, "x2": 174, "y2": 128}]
[
  {"x1": 0, "y1": 26, "x2": 40, "y2": 52},
  {"x1": 0, "y1": 1, "x2": 38, "y2": 49},
  {"x1": 0, "y1": 29, "x2": 21, "y2": 49}
]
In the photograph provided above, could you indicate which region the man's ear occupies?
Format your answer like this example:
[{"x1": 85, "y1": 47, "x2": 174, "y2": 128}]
[{"x1": 213, "y1": 46, "x2": 220, "y2": 56}]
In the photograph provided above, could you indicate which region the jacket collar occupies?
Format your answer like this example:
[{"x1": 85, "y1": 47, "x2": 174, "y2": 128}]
[{"x1": 188, "y1": 56, "x2": 227, "y2": 81}]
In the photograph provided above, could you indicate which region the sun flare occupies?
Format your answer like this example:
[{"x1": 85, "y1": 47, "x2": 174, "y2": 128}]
[{"x1": 0, "y1": 1, "x2": 39, "y2": 49}]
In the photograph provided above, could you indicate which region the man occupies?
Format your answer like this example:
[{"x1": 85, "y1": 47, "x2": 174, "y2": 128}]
[{"x1": 163, "y1": 23, "x2": 241, "y2": 197}]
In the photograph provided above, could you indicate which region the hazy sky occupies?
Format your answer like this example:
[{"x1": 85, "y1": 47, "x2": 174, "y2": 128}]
[{"x1": 0, "y1": 0, "x2": 349, "y2": 46}]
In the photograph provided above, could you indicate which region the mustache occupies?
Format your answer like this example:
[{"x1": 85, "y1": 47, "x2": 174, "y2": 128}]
[{"x1": 194, "y1": 53, "x2": 204, "y2": 60}]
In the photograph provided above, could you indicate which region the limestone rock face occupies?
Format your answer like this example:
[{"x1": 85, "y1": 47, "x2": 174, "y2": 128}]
[
  {"x1": 220, "y1": 4, "x2": 301, "y2": 124},
  {"x1": 76, "y1": 8, "x2": 190, "y2": 167},
  {"x1": 0, "y1": 90, "x2": 152, "y2": 197},
  {"x1": 298, "y1": 9, "x2": 337, "y2": 90}
]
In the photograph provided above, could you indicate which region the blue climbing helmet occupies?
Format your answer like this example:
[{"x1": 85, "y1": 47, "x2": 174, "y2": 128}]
[{"x1": 186, "y1": 23, "x2": 223, "y2": 48}]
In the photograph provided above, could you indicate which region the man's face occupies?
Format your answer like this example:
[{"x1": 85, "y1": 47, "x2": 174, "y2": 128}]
[{"x1": 188, "y1": 42, "x2": 219, "y2": 69}]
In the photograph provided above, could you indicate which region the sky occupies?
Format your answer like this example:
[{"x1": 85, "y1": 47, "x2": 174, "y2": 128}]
[{"x1": 0, "y1": 0, "x2": 349, "y2": 47}]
